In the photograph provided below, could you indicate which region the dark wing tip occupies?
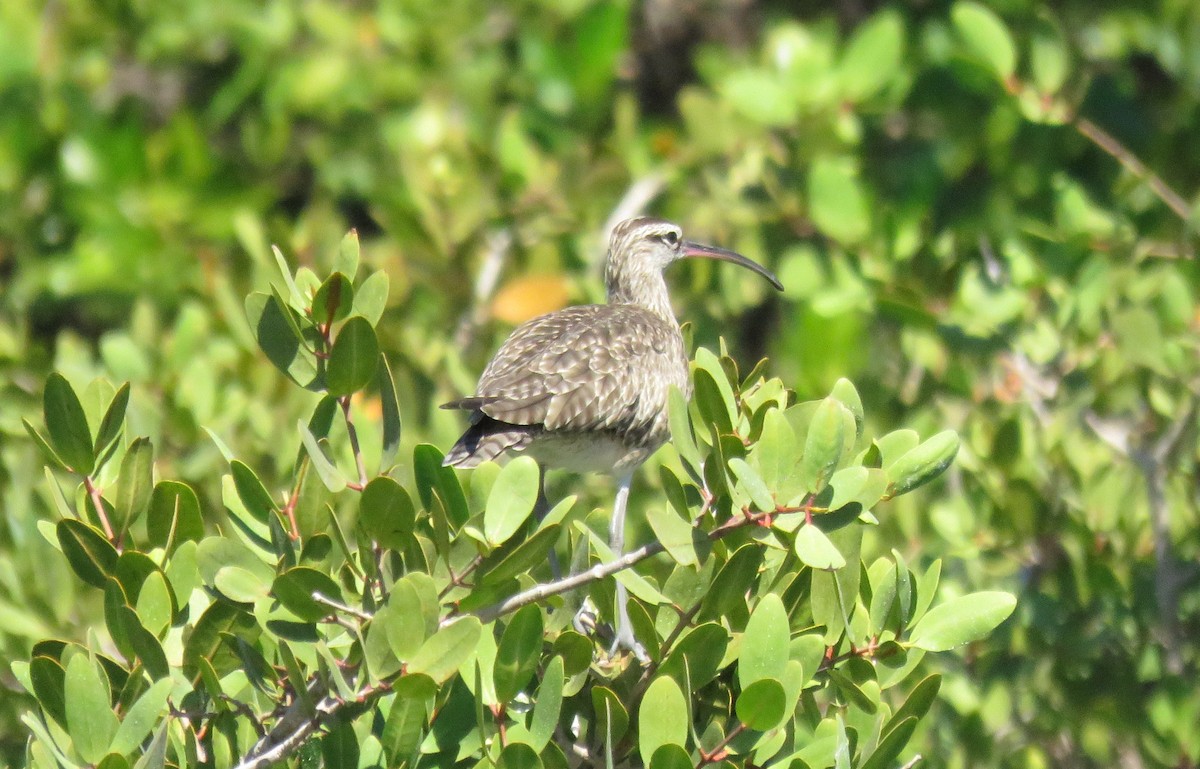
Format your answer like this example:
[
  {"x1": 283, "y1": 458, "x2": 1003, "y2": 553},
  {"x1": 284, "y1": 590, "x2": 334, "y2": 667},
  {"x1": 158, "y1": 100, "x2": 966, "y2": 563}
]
[{"x1": 440, "y1": 396, "x2": 499, "y2": 411}]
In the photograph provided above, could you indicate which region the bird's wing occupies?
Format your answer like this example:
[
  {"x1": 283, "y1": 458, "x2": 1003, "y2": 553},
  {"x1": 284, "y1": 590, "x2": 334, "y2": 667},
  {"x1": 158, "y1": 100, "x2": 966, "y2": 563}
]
[{"x1": 469, "y1": 305, "x2": 684, "y2": 434}]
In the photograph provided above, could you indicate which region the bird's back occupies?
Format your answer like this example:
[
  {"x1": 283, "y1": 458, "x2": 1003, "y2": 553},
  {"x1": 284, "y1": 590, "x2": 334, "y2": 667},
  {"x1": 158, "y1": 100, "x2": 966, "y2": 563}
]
[{"x1": 442, "y1": 304, "x2": 689, "y2": 471}]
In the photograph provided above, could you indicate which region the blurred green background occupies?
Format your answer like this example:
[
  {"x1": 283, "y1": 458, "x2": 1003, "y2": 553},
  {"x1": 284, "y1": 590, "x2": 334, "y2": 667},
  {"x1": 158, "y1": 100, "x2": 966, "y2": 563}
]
[{"x1": 1, "y1": 0, "x2": 1198, "y2": 767}]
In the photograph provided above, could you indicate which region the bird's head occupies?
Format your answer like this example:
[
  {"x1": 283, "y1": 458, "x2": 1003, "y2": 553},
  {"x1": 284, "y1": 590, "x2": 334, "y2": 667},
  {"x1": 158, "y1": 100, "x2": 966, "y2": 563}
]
[{"x1": 605, "y1": 217, "x2": 783, "y2": 301}]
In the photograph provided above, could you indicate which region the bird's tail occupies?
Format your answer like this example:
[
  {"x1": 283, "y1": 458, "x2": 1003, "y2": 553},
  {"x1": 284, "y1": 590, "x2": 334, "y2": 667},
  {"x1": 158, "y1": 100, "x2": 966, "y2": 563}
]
[{"x1": 442, "y1": 418, "x2": 536, "y2": 468}]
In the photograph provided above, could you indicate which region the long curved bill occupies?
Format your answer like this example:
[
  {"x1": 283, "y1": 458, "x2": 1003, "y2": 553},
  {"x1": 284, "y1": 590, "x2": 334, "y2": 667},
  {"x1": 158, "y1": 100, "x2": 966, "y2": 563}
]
[{"x1": 683, "y1": 241, "x2": 784, "y2": 291}]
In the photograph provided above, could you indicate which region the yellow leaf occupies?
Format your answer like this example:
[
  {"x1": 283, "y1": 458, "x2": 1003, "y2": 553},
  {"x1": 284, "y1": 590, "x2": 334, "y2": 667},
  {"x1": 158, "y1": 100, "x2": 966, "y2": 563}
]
[{"x1": 490, "y1": 274, "x2": 571, "y2": 324}]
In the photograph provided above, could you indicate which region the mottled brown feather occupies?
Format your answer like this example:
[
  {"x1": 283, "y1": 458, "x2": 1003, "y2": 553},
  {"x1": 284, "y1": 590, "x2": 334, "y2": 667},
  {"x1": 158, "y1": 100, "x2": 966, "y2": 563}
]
[{"x1": 442, "y1": 304, "x2": 690, "y2": 468}]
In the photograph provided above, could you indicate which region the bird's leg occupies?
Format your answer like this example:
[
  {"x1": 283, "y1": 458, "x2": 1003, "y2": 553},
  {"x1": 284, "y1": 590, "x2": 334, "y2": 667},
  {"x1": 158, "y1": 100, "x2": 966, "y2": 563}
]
[
  {"x1": 534, "y1": 463, "x2": 561, "y2": 580},
  {"x1": 609, "y1": 473, "x2": 647, "y2": 661}
]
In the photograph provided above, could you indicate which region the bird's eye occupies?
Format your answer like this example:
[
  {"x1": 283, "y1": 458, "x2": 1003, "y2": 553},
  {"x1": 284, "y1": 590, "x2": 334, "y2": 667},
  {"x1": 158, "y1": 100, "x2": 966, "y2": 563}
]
[{"x1": 662, "y1": 230, "x2": 680, "y2": 246}]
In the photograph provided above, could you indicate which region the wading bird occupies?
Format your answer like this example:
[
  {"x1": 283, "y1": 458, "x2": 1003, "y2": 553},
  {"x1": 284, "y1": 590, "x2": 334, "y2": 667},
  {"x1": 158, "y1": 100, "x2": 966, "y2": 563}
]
[{"x1": 443, "y1": 217, "x2": 782, "y2": 655}]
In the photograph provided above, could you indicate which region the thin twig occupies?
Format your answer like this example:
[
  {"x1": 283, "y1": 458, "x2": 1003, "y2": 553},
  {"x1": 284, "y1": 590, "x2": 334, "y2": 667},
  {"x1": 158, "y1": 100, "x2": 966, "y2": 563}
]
[
  {"x1": 467, "y1": 505, "x2": 784, "y2": 626},
  {"x1": 312, "y1": 591, "x2": 373, "y2": 622},
  {"x1": 83, "y1": 476, "x2": 115, "y2": 541},
  {"x1": 1074, "y1": 117, "x2": 1193, "y2": 223}
]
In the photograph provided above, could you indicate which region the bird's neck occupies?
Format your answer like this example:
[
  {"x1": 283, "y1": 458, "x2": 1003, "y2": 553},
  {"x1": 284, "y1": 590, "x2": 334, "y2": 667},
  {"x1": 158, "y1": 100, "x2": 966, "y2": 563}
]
[{"x1": 606, "y1": 264, "x2": 677, "y2": 324}]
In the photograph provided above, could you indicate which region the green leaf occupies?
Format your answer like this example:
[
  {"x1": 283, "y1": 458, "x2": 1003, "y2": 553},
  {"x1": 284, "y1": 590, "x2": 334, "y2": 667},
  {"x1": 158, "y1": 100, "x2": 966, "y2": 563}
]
[
  {"x1": 494, "y1": 605, "x2": 544, "y2": 702},
  {"x1": 183, "y1": 602, "x2": 258, "y2": 680},
  {"x1": 65, "y1": 653, "x2": 118, "y2": 763},
  {"x1": 414, "y1": 444, "x2": 469, "y2": 526},
  {"x1": 381, "y1": 674, "x2": 436, "y2": 765},
  {"x1": 752, "y1": 408, "x2": 797, "y2": 492},
  {"x1": 272, "y1": 567, "x2": 344, "y2": 622},
  {"x1": 839, "y1": 9, "x2": 905, "y2": 101},
  {"x1": 312, "y1": 272, "x2": 354, "y2": 326},
  {"x1": 30, "y1": 656, "x2": 67, "y2": 728},
  {"x1": 358, "y1": 476, "x2": 415, "y2": 549},
  {"x1": 809, "y1": 155, "x2": 870, "y2": 245},
  {"x1": 860, "y1": 716, "x2": 918, "y2": 769},
  {"x1": 110, "y1": 678, "x2": 171, "y2": 756},
  {"x1": 795, "y1": 524, "x2": 846, "y2": 570},
  {"x1": 44, "y1": 373, "x2": 95, "y2": 474},
  {"x1": 93, "y1": 382, "x2": 131, "y2": 459},
  {"x1": 667, "y1": 386, "x2": 701, "y2": 478},
  {"x1": 146, "y1": 481, "x2": 204, "y2": 553},
  {"x1": 298, "y1": 420, "x2": 348, "y2": 492},
  {"x1": 885, "y1": 430, "x2": 959, "y2": 498},
  {"x1": 230, "y1": 460, "x2": 278, "y2": 525},
  {"x1": 322, "y1": 720, "x2": 360, "y2": 769},
  {"x1": 700, "y1": 544, "x2": 763, "y2": 621},
  {"x1": 885, "y1": 674, "x2": 941, "y2": 734},
  {"x1": 327, "y1": 316, "x2": 379, "y2": 396},
  {"x1": 478, "y1": 523, "x2": 562, "y2": 585},
  {"x1": 23, "y1": 419, "x2": 68, "y2": 471},
  {"x1": 829, "y1": 378, "x2": 863, "y2": 440},
  {"x1": 245, "y1": 292, "x2": 320, "y2": 389},
  {"x1": 735, "y1": 678, "x2": 787, "y2": 731},
  {"x1": 592, "y1": 686, "x2": 630, "y2": 745},
  {"x1": 214, "y1": 565, "x2": 268, "y2": 604},
  {"x1": 335, "y1": 229, "x2": 361, "y2": 278},
  {"x1": 115, "y1": 438, "x2": 154, "y2": 537},
  {"x1": 729, "y1": 457, "x2": 775, "y2": 512},
  {"x1": 658, "y1": 623, "x2": 729, "y2": 691},
  {"x1": 639, "y1": 676, "x2": 688, "y2": 760},
  {"x1": 497, "y1": 743, "x2": 542, "y2": 769},
  {"x1": 802, "y1": 397, "x2": 848, "y2": 494},
  {"x1": 739, "y1": 594, "x2": 790, "y2": 688},
  {"x1": 909, "y1": 591, "x2": 1016, "y2": 651},
  {"x1": 377, "y1": 356, "x2": 402, "y2": 469},
  {"x1": 645, "y1": 506, "x2": 701, "y2": 567},
  {"x1": 380, "y1": 576, "x2": 428, "y2": 661},
  {"x1": 484, "y1": 455, "x2": 540, "y2": 547},
  {"x1": 528, "y1": 655, "x2": 563, "y2": 751},
  {"x1": 355, "y1": 269, "x2": 390, "y2": 326},
  {"x1": 649, "y1": 744, "x2": 692, "y2": 769},
  {"x1": 408, "y1": 617, "x2": 482, "y2": 683},
  {"x1": 57, "y1": 519, "x2": 118, "y2": 588},
  {"x1": 133, "y1": 723, "x2": 167, "y2": 769},
  {"x1": 951, "y1": 1, "x2": 1016, "y2": 80}
]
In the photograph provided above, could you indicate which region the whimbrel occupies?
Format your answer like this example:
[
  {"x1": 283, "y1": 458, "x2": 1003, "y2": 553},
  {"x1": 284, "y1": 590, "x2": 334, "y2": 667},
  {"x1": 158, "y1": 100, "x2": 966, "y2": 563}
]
[{"x1": 443, "y1": 217, "x2": 782, "y2": 654}]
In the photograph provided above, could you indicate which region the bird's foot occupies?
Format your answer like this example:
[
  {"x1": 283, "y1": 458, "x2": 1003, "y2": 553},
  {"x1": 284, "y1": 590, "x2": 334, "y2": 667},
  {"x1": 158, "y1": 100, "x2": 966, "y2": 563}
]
[{"x1": 608, "y1": 622, "x2": 649, "y2": 664}]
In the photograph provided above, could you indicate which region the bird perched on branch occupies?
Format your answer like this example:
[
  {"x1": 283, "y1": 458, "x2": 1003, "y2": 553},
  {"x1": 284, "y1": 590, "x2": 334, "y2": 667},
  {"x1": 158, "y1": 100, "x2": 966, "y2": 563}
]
[{"x1": 443, "y1": 217, "x2": 782, "y2": 656}]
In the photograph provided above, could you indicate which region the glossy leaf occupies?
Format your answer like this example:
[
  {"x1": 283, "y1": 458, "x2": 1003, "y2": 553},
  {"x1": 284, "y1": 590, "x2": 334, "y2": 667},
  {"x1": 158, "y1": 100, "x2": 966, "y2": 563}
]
[
  {"x1": 327, "y1": 316, "x2": 379, "y2": 396},
  {"x1": 57, "y1": 519, "x2": 119, "y2": 588},
  {"x1": 909, "y1": 591, "x2": 1016, "y2": 651},
  {"x1": 886, "y1": 430, "x2": 960, "y2": 498}
]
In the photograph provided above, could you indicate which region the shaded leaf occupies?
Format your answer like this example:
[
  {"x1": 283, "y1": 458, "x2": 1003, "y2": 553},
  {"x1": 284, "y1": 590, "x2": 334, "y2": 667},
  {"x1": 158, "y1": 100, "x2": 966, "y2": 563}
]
[{"x1": 44, "y1": 373, "x2": 95, "y2": 474}]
